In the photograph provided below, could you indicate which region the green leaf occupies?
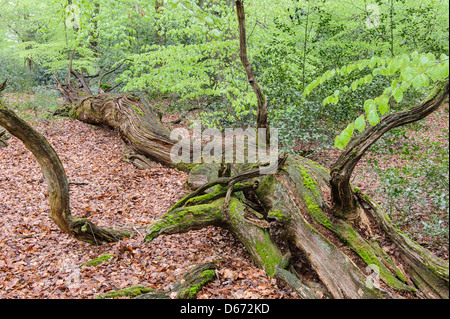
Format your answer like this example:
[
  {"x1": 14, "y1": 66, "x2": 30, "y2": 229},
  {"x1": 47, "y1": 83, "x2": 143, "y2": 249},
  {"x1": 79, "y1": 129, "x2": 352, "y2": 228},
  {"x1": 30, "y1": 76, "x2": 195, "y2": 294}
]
[
  {"x1": 373, "y1": 68, "x2": 382, "y2": 76},
  {"x1": 393, "y1": 87, "x2": 404, "y2": 103},
  {"x1": 335, "y1": 135, "x2": 346, "y2": 151},
  {"x1": 322, "y1": 96, "x2": 331, "y2": 106},
  {"x1": 205, "y1": 16, "x2": 215, "y2": 26},
  {"x1": 364, "y1": 99, "x2": 376, "y2": 113},
  {"x1": 419, "y1": 55, "x2": 430, "y2": 65},
  {"x1": 368, "y1": 57, "x2": 377, "y2": 69},
  {"x1": 367, "y1": 109, "x2": 380, "y2": 126},
  {"x1": 364, "y1": 74, "x2": 373, "y2": 84},
  {"x1": 355, "y1": 115, "x2": 366, "y2": 132},
  {"x1": 412, "y1": 74, "x2": 424, "y2": 90},
  {"x1": 378, "y1": 99, "x2": 389, "y2": 115},
  {"x1": 344, "y1": 123, "x2": 355, "y2": 137}
]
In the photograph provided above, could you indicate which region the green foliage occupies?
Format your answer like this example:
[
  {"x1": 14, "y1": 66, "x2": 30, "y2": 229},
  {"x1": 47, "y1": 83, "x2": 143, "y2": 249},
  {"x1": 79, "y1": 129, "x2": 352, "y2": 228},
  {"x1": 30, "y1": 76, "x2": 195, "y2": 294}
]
[
  {"x1": 0, "y1": 55, "x2": 35, "y2": 92},
  {"x1": 366, "y1": 122, "x2": 449, "y2": 245},
  {"x1": 0, "y1": 0, "x2": 448, "y2": 155},
  {"x1": 304, "y1": 52, "x2": 449, "y2": 150}
]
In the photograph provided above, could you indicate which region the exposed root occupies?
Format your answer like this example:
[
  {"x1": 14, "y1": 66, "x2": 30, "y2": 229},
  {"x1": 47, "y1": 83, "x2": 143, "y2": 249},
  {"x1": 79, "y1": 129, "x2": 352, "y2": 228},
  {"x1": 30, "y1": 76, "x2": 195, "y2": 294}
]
[
  {"x1": 97, "y1": 263, "x2": 218, "y2": 299},
  {"x1": 136, "y1": 263, "x2": 218, "y2": 299},
  {"x1": 359, "y1": 193, "x2": 449, "y2": 299}
]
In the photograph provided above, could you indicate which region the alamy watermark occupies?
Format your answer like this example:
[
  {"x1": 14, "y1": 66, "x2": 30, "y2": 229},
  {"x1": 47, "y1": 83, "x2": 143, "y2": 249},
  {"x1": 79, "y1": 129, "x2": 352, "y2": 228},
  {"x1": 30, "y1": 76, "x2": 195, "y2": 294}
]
[
  {"x1": 365, "y1": 264, "x2": 381, "y2": 289},
  {"x1": 59, "y1": 255, "x2": 81, "y2": 290},
  {"x1": 65, "y1": 4, "x2": 81, "y2": 30},
  {"x1": 170, "y1": 121, "x2": 279, "y2": 175}
]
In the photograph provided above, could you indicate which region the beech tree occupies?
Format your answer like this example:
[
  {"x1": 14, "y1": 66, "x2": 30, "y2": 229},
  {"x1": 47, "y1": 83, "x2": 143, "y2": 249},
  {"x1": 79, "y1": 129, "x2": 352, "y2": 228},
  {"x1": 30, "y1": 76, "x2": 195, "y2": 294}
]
[{"x1": 0, "y1": 1, "x2": 449, "y2": 299}]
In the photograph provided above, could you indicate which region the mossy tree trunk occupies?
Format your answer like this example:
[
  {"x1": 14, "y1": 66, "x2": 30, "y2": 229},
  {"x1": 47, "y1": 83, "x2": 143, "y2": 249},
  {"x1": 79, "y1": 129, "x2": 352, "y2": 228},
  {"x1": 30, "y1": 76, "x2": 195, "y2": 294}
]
[
  {"x1": 331, "y1": 80, "x2": 449, "y2": 219},
  {"x1": 146, "y1": 155, "x2": 448, "y2": 299}
]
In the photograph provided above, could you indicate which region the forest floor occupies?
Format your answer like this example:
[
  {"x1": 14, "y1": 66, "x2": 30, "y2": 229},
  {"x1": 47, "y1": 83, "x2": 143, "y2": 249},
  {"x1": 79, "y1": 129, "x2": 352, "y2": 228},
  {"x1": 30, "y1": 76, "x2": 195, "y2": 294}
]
[{"x1": 0, "y1": 93, "x2": 448, "y2": 299}]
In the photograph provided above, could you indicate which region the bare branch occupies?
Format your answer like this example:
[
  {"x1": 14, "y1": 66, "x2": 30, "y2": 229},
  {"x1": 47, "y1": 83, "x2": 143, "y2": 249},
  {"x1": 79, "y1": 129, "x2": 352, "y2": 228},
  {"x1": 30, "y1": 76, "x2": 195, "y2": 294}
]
[
  {"x1": 235, "y1": 0, "x2": 270, "y2": 143},
  {"x1": 98, "y1": 61, "x2": 126, "y2": 91}
]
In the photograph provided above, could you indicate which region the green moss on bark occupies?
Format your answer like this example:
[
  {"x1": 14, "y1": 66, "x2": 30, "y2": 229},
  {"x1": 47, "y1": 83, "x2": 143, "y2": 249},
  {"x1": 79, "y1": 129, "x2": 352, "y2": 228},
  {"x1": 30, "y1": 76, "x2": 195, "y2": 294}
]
[{"x1": 95, "y1": 285, "x2": 154, "y2": 299}]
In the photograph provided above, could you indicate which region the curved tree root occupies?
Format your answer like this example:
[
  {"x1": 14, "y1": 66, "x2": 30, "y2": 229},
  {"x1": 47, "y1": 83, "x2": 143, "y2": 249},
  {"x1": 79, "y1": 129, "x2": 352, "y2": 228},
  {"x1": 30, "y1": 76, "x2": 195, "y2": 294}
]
[
  {"x1": 96, "y1": 263, "x2": 218, "y2": 299},
  {"x1": 136, "y1": 263, "x2": 218, "y2": 299},
  {"x1": 0, "y1": 103, "x2": 131, "y2": 245}
]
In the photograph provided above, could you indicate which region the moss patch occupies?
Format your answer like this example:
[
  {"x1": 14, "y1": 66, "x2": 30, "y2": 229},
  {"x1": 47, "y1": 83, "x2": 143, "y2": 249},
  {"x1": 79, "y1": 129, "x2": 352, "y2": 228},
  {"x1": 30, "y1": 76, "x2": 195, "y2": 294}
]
[
  {"x1": 178, "y1": 269, "x2": 216, "y2": 299},
  {"x1": 81, "y1": 254, "x2": 114, "y2": 267},
  {"x1": 95, "y1": 285, "x2": 154, "y2": 299}
]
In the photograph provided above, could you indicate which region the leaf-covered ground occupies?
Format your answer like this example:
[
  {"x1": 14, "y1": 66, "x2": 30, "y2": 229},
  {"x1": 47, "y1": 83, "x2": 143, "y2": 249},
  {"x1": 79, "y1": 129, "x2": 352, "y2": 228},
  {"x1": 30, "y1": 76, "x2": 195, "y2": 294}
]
[
  {"x1": 0, "y1": 95, "x2": 448, "y2": 299},
  {"x1": 0, "y1": 110, "x2": 295, "y2": 299}
]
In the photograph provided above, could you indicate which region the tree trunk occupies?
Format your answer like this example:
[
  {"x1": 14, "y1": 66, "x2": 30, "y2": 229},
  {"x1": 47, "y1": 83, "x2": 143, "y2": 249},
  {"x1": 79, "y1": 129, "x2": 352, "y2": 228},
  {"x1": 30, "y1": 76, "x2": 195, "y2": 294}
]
[
  {"x1": 330, "y1": 79, "x2": 449, "y2": 219},
  {"x1": 235, "y1": 0, "x2": 270, "y2": 143},
  {"x1": 48, "y1": 60, "x2": 191, "y2": 171},
  {"x1": 0, "y1": 101, "x2": 131, "y2": 244}
]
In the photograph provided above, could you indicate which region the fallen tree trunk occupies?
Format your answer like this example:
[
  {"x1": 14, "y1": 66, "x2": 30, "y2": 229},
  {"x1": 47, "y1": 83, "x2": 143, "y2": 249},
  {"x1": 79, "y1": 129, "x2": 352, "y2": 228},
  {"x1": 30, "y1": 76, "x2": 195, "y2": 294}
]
[
  {"x1": 48, "y1": 54, "x2": 189, "y2": 171},
  {"x1": 3, "y1": 69, "x2": 449, "y2": 298},
  {"x1": 66, "y1": 93, "x2": 185, "y2": 170},
  {"x1": 42, "y1": 53, "x2": 449, "y2": 298}
]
